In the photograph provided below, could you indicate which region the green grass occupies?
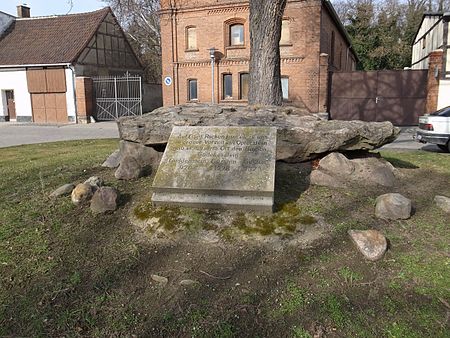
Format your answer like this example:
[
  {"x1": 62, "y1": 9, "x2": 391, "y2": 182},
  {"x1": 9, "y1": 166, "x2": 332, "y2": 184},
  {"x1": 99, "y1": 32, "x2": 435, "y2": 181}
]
[
  {"x1": 271, "y1": 282, "x2": 310, "y2": 317},
  {"x1": 0, "y1": 143, "x2": 449, "y2": 337},
  {"x1": 338, "y1": 266, "x2": 364, "y2": 286}
]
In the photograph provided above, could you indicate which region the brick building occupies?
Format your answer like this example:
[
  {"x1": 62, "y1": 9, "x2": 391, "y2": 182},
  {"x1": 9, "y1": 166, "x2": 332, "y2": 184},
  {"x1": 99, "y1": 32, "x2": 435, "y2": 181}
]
[{"x1": 159, "y1": 0, "x2": 357, "y2": 112}]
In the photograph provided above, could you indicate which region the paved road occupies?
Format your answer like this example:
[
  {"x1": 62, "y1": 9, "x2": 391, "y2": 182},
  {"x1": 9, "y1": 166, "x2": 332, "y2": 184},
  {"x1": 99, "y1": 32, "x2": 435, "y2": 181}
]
[
  {"x1": 0, "y1": 123, "x2": 445, "y2": 153},
  {"x1": 380, "y1": 127, "x2": 443, "y2": 152},
  {"x1": 0, "y1": 122, "x2": 119, "y2": 148}
]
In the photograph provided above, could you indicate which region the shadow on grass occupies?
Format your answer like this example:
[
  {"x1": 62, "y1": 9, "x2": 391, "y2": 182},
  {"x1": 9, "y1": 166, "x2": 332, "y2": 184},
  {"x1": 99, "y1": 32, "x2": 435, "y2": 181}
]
[
  {"x1": 383, "y1": 156, "x2": 419, "y2": 169},
  {"x1": 273, "y1": 161, "x2": 312, "y2": 211}
]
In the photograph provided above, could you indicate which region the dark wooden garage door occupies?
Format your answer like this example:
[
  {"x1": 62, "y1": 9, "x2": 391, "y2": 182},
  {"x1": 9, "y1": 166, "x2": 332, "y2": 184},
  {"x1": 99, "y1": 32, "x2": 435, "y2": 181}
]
[{"x1": 329, "y1": 70, "x2": 428, "y2": 126}]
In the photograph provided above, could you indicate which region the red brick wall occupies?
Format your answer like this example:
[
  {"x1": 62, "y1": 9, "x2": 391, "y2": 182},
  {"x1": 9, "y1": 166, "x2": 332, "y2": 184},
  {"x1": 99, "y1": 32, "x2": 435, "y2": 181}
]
[
  {"x1": 320, "y1": 6, "x2": 356, "y2": 72},
  {"x1": 160, "y1": 0, "x2": 352, "y2": 112},
  {"x1": 426, "y1": 50, "x2": 443, "y2": 114},
  {"x1": 75, "y1": 77, "x2": 94, "y2": 123}
]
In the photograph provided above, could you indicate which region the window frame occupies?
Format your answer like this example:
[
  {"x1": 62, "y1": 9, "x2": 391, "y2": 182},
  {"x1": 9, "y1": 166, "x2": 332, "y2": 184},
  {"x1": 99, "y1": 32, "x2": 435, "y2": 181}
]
[
  {"x1": 187, "y1": 78, "x2": 198, "y2": 101},
  {"x1": 280, "y1": 18, "x2": 292, "y2": 46},
  {"x1": 230, "y1": 23, "x2": 244, "y2": 46},
  {"x1": 185, "y1": 25, "x2": 198, "y2": 51},
  {"x1": 224, "y1": 18, "x2": 246, "y2": 48},
  {"x1": 222, "y1": 73, "x2": 233, "y2": 100},
  {"x1": 239, "y1": 72, "x2": 250, "y2": 100},
  {"x1": 281, "y1": 76, "x2": 289, "y2": 101}
]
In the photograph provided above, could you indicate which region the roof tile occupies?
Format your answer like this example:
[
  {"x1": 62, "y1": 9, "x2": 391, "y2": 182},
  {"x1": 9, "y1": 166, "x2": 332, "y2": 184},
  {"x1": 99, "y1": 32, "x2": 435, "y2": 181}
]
[{"x1": 0, "y1": 8, "x2": 110, "y2": 66}]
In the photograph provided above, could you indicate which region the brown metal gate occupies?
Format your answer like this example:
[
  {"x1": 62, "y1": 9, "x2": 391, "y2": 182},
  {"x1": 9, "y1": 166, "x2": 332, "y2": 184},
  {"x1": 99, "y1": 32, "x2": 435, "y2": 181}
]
[{"x1": 329, "y1": 70, "x2": 428, "y2": 126}]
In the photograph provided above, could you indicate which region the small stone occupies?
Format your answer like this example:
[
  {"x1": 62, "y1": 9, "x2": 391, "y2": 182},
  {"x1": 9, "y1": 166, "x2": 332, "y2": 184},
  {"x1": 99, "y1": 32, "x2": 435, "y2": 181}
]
[
  {"x1": 49, "y1": 183, "x2": 75, "y2": 198},
  {"x1": 179, "y1": 279, "x2": 198, "y2": 286},
  {"x1": 102, "y1": 150, "x2": 121, "y2": 168},
  {"x1": 375, "y1": 193, "x2": 411, "y2": 220},
  {"x1": 84, "y1": 176, "x2": 103, "y2": 191},
  {"x1": 71, "y1": 183, "x2": 93, "y2": 205},
  {"x1": 151, "y1": 274, "x2": 168, "y2": 285},
  {"x1": 434, "y1": 195, "x2": 450, "y2": 213},
  {"x1": 90, "y1": 187, "x2": 118, "y2": 214},
  {"x1": 348, "y1": 229, "x2": 388, "y2": 261},
  {"x1": 115, "y1": 156, "x2": 143, "y2": 180}
]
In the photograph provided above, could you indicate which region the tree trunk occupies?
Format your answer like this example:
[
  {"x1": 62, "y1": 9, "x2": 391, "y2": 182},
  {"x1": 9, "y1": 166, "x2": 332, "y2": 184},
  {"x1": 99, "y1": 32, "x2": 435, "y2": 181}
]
[{"x1": 248, "y1": 0, "x2": 287, "y2": 106}]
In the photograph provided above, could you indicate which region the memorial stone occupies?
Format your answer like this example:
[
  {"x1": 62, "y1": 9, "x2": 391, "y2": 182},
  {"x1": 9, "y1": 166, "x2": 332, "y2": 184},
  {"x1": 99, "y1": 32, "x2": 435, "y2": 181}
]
[{"x1": 151, "y1": 126, "x2": 277, "y2": 212}]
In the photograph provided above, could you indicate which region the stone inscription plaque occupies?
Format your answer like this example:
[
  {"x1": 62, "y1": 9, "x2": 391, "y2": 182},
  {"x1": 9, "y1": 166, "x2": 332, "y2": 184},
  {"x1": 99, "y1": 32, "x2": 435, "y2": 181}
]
[{"x1": 151, "y1": 126, "x2": 277, "y2": 211}]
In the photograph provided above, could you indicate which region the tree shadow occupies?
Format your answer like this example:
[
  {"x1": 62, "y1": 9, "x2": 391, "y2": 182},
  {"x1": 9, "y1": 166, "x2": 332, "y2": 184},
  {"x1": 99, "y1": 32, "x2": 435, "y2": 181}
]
[
  {"x1": 273, "y1": 161, "x2": 312, "y2": 210},
  {"x1": 382, "y1": 156, "x2": 419, "y2": 169}
]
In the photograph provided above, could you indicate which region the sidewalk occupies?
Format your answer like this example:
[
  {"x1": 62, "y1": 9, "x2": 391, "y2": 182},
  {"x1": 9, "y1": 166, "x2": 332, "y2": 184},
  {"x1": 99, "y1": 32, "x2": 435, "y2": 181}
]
[
  {"x1": 380, "y1": 126, "x2": 441, "y2": 152},
  {"x1": 0, "y1": 122, "x2": 119, "y2": 148}
]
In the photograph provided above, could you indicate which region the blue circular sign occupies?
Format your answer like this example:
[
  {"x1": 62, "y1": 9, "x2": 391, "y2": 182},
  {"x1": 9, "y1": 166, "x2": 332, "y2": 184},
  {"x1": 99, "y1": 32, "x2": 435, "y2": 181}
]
[{"x1": 164, "y1": 76, "x2": 172, "y2": 86}]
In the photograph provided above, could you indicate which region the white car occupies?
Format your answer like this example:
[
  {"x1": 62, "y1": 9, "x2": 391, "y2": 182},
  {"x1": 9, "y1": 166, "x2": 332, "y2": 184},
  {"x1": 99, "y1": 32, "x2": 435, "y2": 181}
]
[{"x1": 416, "y1": 106, "x2": 450, "y2": 152}]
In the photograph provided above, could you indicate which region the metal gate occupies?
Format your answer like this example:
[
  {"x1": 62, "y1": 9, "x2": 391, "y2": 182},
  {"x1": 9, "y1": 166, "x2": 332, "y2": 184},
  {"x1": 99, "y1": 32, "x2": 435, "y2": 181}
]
[
  {"x1": 329, "y1": 70, "x2": 428, "y2": 126},
  {"x1": 93, "y1": 74, "x2": 142, "y2": 121}
]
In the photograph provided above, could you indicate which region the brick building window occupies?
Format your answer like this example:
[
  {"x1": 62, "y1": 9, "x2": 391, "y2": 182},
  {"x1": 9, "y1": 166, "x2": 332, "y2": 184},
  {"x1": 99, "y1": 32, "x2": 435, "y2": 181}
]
[
  {"x1": 280, "y1": 19, "x2": 290, "y2": 45},
  {"x1": 186, "y1": 26, "x2": 197, "y2": 50},
  {"x1": 239, "y1": 73, "x2": 249, "y2": 100},
  {"x1": 188, "y1": 79, "x2": 198, "y2": 101},
  {"x1": 281, "y1": 77, "x2": 289, "y2": 100},
  {"x1": 230, "y1": 24, "x2": 244, "y2": 46},
  {"x1": 223, "y1": 74, "x2": 233, "y2": 99}
]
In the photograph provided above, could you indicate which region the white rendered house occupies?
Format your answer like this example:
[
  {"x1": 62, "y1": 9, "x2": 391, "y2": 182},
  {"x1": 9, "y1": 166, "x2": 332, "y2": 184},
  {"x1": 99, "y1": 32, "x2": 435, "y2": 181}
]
[
  {"x1": 0, "y1": 5, "x2": 143, "y2": 123},
  {"x1": 411, "y1": 12, "x2": 450, "y2": 111}
]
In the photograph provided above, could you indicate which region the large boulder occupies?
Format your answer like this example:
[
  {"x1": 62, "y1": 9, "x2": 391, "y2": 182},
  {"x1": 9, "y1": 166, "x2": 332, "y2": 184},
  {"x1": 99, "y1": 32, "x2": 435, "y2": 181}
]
[
  {"x1": 115, "y1": 156, "x2": 144, "y2": 180},
  {"x1": 119, "y1": 140, "x2": 162, "y2": 167},
  {"x1": 310, "y1": 152, "x2": 397, "y2": 188},
  {"x1": 102, "y1": 149, "x2": 121, "y2": 168},
  {"x1": 117, "y1": 104, "x2": 399, "y2": 163},
  {"x1": 111, "y1": 141, "x2": 163, "y2": 180}
]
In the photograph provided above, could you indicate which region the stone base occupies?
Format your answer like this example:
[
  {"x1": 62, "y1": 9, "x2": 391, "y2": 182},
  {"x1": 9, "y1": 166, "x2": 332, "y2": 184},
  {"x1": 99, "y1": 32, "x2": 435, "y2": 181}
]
[
  {"x1": 16, "y1": 116, "x2": 32, "y2": 122},
  {"x1": 68, "y1": 116, "x2": 76, "y2": 123},
  {"x1": 152, "y1": 192, "x2": 274, "y2": 212},
  {"x1": 76, "y1": 116, "x2": 90, "y2": 124},
  {"x1": 0, "y1": 116, "x2": 8, "y2": 122}
]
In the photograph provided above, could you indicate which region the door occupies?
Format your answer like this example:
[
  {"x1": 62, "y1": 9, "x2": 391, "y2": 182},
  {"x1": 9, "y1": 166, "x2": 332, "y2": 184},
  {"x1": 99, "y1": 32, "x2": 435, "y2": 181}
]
[
  {"x1": 6, "y1": 90, "x2": 16, "y2": 120},
  {"x1": 330, "y1": 70, "x2": 427, "y2": 126},
  {"x1": 31, "y1": 93, "x2": 68, "y2": 123}
]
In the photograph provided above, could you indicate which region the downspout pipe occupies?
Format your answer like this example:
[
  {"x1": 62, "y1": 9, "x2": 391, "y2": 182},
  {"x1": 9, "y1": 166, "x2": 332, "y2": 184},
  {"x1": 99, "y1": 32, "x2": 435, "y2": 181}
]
[{"x1": 68, "y1": 64, "x2": 78, "y2": 123}]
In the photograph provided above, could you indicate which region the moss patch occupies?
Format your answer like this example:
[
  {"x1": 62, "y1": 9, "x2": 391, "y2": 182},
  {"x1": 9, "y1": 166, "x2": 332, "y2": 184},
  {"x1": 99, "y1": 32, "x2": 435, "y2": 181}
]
[
  {"x1": 133, "y1": 201, "x2": 316, "y2": 238},
  {"x1": 230, "y1": 202, "x2": 317, "y2": 237}
]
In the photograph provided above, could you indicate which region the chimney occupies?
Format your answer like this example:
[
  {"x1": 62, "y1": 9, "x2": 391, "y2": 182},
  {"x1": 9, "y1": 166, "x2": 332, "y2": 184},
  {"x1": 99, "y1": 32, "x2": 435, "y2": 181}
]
[{"x1": 17, "y1": 5, "x2": 30, "y2": 18}]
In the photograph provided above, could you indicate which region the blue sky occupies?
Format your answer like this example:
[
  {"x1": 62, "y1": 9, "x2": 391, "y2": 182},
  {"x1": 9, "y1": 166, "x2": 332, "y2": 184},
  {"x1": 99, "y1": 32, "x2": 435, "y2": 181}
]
[{"x1": 0, "y1": 0, "x2": 107, "y2": 17}]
